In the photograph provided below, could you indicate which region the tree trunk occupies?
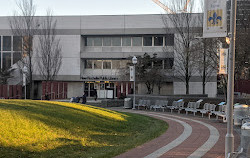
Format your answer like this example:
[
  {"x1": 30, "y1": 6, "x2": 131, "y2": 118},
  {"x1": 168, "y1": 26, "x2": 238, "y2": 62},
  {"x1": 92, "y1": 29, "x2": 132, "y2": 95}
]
[
  {"x1": 186, "y1": 81, "x2": 189, "y2": 94},
  {"x1": 203, "y1": 39, "x2": 207, "y2": 94}
]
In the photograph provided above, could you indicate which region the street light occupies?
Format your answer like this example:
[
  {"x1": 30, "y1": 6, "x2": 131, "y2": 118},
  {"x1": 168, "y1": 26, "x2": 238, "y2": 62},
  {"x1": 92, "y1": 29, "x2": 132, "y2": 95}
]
[
  {"x1": 132, "y1": 56, "x2": 137, "y2": 110},
  {"x1": 22, "y1": 65, "x2": 28, "y2": 99}
]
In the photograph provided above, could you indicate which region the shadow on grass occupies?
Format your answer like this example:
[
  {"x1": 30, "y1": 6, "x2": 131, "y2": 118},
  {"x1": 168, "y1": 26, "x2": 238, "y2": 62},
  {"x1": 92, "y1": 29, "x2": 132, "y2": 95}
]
[
  {"x1": 0, "y1": 133, "x2": 147, "y2": 158},
  {"x1": 0, "y1": 100, "x2": 168, "y2": 158}
]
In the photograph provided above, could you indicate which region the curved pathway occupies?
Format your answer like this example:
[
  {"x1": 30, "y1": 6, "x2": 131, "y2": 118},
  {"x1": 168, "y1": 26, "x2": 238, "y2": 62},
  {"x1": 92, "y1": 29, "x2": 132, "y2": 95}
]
[{"x1": 112, "y1": 108, "x2": 240, "y2": 158}]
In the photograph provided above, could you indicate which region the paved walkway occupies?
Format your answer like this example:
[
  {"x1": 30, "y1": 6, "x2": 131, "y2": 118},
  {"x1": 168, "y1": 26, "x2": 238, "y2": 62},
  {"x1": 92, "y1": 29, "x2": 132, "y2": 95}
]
[{"x1": 111, "y1": 108, "x2": 241, "y2": 158}]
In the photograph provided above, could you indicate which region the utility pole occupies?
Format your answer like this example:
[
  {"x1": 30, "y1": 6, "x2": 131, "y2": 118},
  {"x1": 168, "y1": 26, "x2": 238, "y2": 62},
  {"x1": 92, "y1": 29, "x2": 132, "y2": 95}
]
[{"x1": 225, "y1": 0, "x2": 237, "y2": 157}]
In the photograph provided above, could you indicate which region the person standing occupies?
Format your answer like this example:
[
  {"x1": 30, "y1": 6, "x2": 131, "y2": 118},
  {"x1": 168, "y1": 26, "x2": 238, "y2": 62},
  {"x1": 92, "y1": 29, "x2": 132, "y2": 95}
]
[{"x1": 82, "y1": 92, "x2": 87, "y2": 104}]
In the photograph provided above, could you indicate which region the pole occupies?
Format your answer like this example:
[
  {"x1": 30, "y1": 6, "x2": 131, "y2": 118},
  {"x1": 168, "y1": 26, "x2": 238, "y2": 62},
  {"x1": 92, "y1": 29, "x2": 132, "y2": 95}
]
[
  {"x1": 25, "y1": 83, "x2": 26, "y2": 100},
  {"x1": 225, "y1": 0, "x2": 237, "y2": 157},
  {"x1": 133, "y1": 64, "x2": 136, "y2": 110},
  {"x1": 24, "y1": 74, "x2": 26, "y2": 100}
]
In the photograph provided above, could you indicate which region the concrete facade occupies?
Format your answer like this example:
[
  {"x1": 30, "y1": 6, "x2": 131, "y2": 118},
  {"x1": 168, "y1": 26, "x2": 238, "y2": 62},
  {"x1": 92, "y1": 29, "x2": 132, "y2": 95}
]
[{"x1": 0, "y1": 14, "x2": 217, "y2": 98}]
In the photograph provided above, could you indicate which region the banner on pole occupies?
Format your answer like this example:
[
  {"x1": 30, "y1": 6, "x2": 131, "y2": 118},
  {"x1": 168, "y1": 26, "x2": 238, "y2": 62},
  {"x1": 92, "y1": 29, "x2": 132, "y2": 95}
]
[
  {"x1": 203, "y1": 0, "x2": 227, "y2": 38},
  {"x1": 23, "y1": 74, "x2": 26, "y2": 86},
  {"x1": 130, "y1": 66, "x2": 134, "y2": 81},
  {"x1": 219, "y1": 48, "x2": 228, "y2": 74}
]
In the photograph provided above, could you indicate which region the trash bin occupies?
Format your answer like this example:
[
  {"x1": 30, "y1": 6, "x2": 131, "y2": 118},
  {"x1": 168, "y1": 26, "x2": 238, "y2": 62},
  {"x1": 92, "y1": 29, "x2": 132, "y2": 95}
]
[
  {"x1": 241, "y1": 122, "x2": 250, "y2": 155},
  {"x1": 234, "y1": 104, "x2": 249, "y2": 125},
  {"x1": 124, "y1": 98, "x2": 132, "y2": 109}
]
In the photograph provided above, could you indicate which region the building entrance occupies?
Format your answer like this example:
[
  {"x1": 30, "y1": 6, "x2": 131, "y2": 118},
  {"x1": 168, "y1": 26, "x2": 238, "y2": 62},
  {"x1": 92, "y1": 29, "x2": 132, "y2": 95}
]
[{"x1": 84, "y1": 81, "x2": 115, "y2": 99}]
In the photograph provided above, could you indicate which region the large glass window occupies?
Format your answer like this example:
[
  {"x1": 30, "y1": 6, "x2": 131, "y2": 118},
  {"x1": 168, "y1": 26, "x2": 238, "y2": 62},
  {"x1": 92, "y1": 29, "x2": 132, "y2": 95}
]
[
  {"x1": 112, "y1": 37, "x2": 121, "y2": 46},
  {"x1": 3, "y1": 53, "x2": 11, "y2": 70},
  {"x1": 103, "y1": 37, "x2": 111, "y2": 46},
  {"x1": 143, "y1": 36, "x2": 152, "y2": 46},
  {"x1": 3, "y1": 36, "x2": 11, "y2": 51},
  {"x1": 132, "y1": 37, "x2": 142, "y2": 46},
  {"x1": 165, "y1": 34, "x2": 174, "y2": 46},
  {"x1": 13, "y1": 36, "x2": 22, "y2": 51},
  {"x1": 93, "y1": 38, "x2": 102, "y2": 46},
  {"x1": 103, "y1": 60, "x2": 111, "y2": 69},
  {"x1": 13, "y1": 52, "x2": 22, "y2": 64},
  {"x1": 154, "y1": 36, "x2": 163, "y2": 46},
  {"x1": 164, "y1": 58, "x2": 174, "y2": 69},
  {"x1": 93, "y1": 60, "x2": 102, "y2": 69},
  {"x1": 122, "y1": 37, "x2": 131, "y2": 46},
  {"x1": 112, "y1": 60, "x2": 120, "y2": 69},
  {"x1": 86, "y1": 37, "x2": 93, "y2": 46},
  {"x1": 85, "y1": 60, "x2": 93, "y2": 69}
]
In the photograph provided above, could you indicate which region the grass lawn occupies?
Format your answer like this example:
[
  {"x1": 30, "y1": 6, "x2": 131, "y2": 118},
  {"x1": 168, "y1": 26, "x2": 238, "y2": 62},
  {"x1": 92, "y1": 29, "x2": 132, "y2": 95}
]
[{"x1": 0, "y1": 100, "x2": 168, "y2": 158}]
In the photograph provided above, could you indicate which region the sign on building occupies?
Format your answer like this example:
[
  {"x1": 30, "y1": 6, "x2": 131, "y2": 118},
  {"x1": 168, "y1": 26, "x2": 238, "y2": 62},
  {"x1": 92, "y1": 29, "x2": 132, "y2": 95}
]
[
  {"x1": 219, "y1": 48, "x2": 228, "y2": 74},
  {"x1": 130, "y1": 66, "x2": 134, "y2": 81},
  {"x1": 203, "y1": 0, "x2": 227, "y2": 38}
]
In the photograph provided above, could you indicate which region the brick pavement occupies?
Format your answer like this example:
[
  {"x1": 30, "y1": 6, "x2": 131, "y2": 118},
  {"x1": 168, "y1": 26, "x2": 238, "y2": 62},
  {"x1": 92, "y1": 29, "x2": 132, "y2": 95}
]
[{"x1": 112, "y1": 108, "x2": 241, "y2": 158}]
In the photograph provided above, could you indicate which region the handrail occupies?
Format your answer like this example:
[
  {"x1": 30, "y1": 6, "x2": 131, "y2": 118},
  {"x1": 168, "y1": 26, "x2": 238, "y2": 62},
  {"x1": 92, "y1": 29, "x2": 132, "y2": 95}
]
[
  {"x1": 41, "y1": 92, "x2": 55, "y2": 100},
  {"x1": 9, "y1": 95, "x2": 21, "y2": 99}
]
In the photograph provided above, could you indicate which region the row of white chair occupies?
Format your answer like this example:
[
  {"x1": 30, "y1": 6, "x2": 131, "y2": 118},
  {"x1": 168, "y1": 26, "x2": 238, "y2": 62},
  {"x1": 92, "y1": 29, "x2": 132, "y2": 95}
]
[{"x1": 134, "y1": 99, "x2": 230, "y2": 122}]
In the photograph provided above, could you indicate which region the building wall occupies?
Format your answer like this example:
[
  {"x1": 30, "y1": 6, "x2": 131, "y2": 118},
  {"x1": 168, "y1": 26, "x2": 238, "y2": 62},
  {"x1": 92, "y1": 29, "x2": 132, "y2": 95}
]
[
  {"x1": 67, "y1": 82, "x2": 83, "y2": 98},
  {"x1": 33, "y1": 35, "x2": 81, "y2": 81},
  {"x1": 0, "y1": 14, "x2": 218, "y2": 98},
  {"x1": 174, "y1": 82, "x2": 217, "y2": 97}
]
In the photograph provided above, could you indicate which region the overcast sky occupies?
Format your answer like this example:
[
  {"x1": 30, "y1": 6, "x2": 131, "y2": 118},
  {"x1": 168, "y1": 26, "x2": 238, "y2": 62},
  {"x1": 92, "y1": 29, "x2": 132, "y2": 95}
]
[{"x1": 0, "y1": 0, "x2": 202, "y2": 16}]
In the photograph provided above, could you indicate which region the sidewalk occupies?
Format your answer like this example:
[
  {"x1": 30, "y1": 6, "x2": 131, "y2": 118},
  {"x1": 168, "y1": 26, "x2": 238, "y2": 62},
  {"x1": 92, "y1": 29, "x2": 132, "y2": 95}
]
[{"x1": 111, "y1": 108, "x2": 241, "y2": 158}]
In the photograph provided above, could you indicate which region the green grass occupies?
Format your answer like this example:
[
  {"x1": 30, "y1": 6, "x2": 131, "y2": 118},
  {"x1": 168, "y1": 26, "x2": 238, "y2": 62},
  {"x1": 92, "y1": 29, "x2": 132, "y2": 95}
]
[{"x1": 0, "y1": 100, "x2": 168, "y2": 158}]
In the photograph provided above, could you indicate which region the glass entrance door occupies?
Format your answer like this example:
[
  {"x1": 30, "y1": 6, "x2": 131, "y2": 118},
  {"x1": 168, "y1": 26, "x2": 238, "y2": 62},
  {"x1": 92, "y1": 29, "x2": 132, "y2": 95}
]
[{"x1": 84, "y1": 82, "x2": 94, "y2": 97}]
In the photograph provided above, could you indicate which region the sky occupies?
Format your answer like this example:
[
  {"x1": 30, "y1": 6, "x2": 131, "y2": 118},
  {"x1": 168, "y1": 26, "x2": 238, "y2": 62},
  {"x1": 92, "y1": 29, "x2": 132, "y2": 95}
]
[{"x1": 0, "y1": 0, "x2": 202, "y2": 16}]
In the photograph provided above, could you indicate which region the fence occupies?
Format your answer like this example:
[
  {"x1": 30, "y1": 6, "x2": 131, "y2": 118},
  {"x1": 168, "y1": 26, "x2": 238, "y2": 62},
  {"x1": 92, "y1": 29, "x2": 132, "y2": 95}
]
[
  {"x1": 0, "y1": 85, "x2": 22, "y2": 99},
  {"x1": 41, "y1": 81, "x2": 68, "y2": 100}
]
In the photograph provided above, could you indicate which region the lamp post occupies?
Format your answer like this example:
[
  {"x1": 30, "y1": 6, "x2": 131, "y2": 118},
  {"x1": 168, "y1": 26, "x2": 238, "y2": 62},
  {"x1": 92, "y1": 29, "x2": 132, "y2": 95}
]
[
  {"x1": 225, "y1": 0, "x2": 237, "y2": 156},
  {"x1": 132, "y1": 56, "x2": 137, "y2": 110},
  {"x1": 23, "y1": 66, "x2": 28, "y2": 99}
]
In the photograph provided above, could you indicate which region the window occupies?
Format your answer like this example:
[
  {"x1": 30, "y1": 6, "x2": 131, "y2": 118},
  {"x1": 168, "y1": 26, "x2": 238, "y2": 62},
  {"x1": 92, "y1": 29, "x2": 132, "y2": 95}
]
[
  {"x1": 3, "y1": 53, "x2": 11, "y2": 70},
  {"x1": 112, "y1": 37, "x2": 121, "y2": 46},
  {"x1": 3, "y1": 36, "x2": 11, "y2": 51},
  {"x1": 13, "y1": 52, "x2": 22, "y2": 64},
  {"x1": 93, "y1": 60, "x2": 102, "y2": 69},
  {"x1": 103, "y1": 37, "x2": 111, "y2": 46},
  {"x1": 103, "y1": 60, "x2": 111, "y2": 69},
  {"x1": 122, "y1": 37, "x2": 131, "y2": 46},
  {"x1": 143, "y1": 36, "x2": 152, "y2": 46},
  {"x1": 154, "y1": 36, "x2": 163, "y2": 46},
  {"x1": 13, "y1": 36, "x2": 22, "y2": 51},
  {"x1": 85, "y1": 60, "x2": 93, "y2": 69},
  {"x1": 93, "y1": 38, "x2": 102, "y2": 46},
  {"x1": 164, "y1": 58, "x2": 174, "y2": 69},
  {"x1": 112, "y1": 60, "x2": 120, "y2": 69},
  {"x1": 132, "y1": 37, "x2": 142, "y2": 46},
  {"x1": 165, "y1": 34, "x2": 174, "y2": 46},
  {"x1": 86, "y1": 37, "x2": 93, "y2": 46}
]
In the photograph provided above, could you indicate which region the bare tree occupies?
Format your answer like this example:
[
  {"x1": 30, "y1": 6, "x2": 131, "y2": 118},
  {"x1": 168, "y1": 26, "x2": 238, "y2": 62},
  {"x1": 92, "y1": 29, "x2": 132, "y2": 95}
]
[
  {"x1": 162, "y1": 0, "x2": 203, "y2": 94},
  {"x1": 9, "y1": 0, "x2": 39, "y2": 99},
  {"x1": 36, "y1": 10, "x2": 62, "y2": 83},
  {"x1": 193, "y1": 38, "x2": 220, "y2": 94}
]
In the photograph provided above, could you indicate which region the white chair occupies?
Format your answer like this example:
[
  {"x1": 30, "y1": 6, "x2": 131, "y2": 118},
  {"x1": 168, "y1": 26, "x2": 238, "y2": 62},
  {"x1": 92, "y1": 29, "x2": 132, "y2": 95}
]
[{"x1": 185, "y1": 99, "x2": 203, "y2": 116}]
